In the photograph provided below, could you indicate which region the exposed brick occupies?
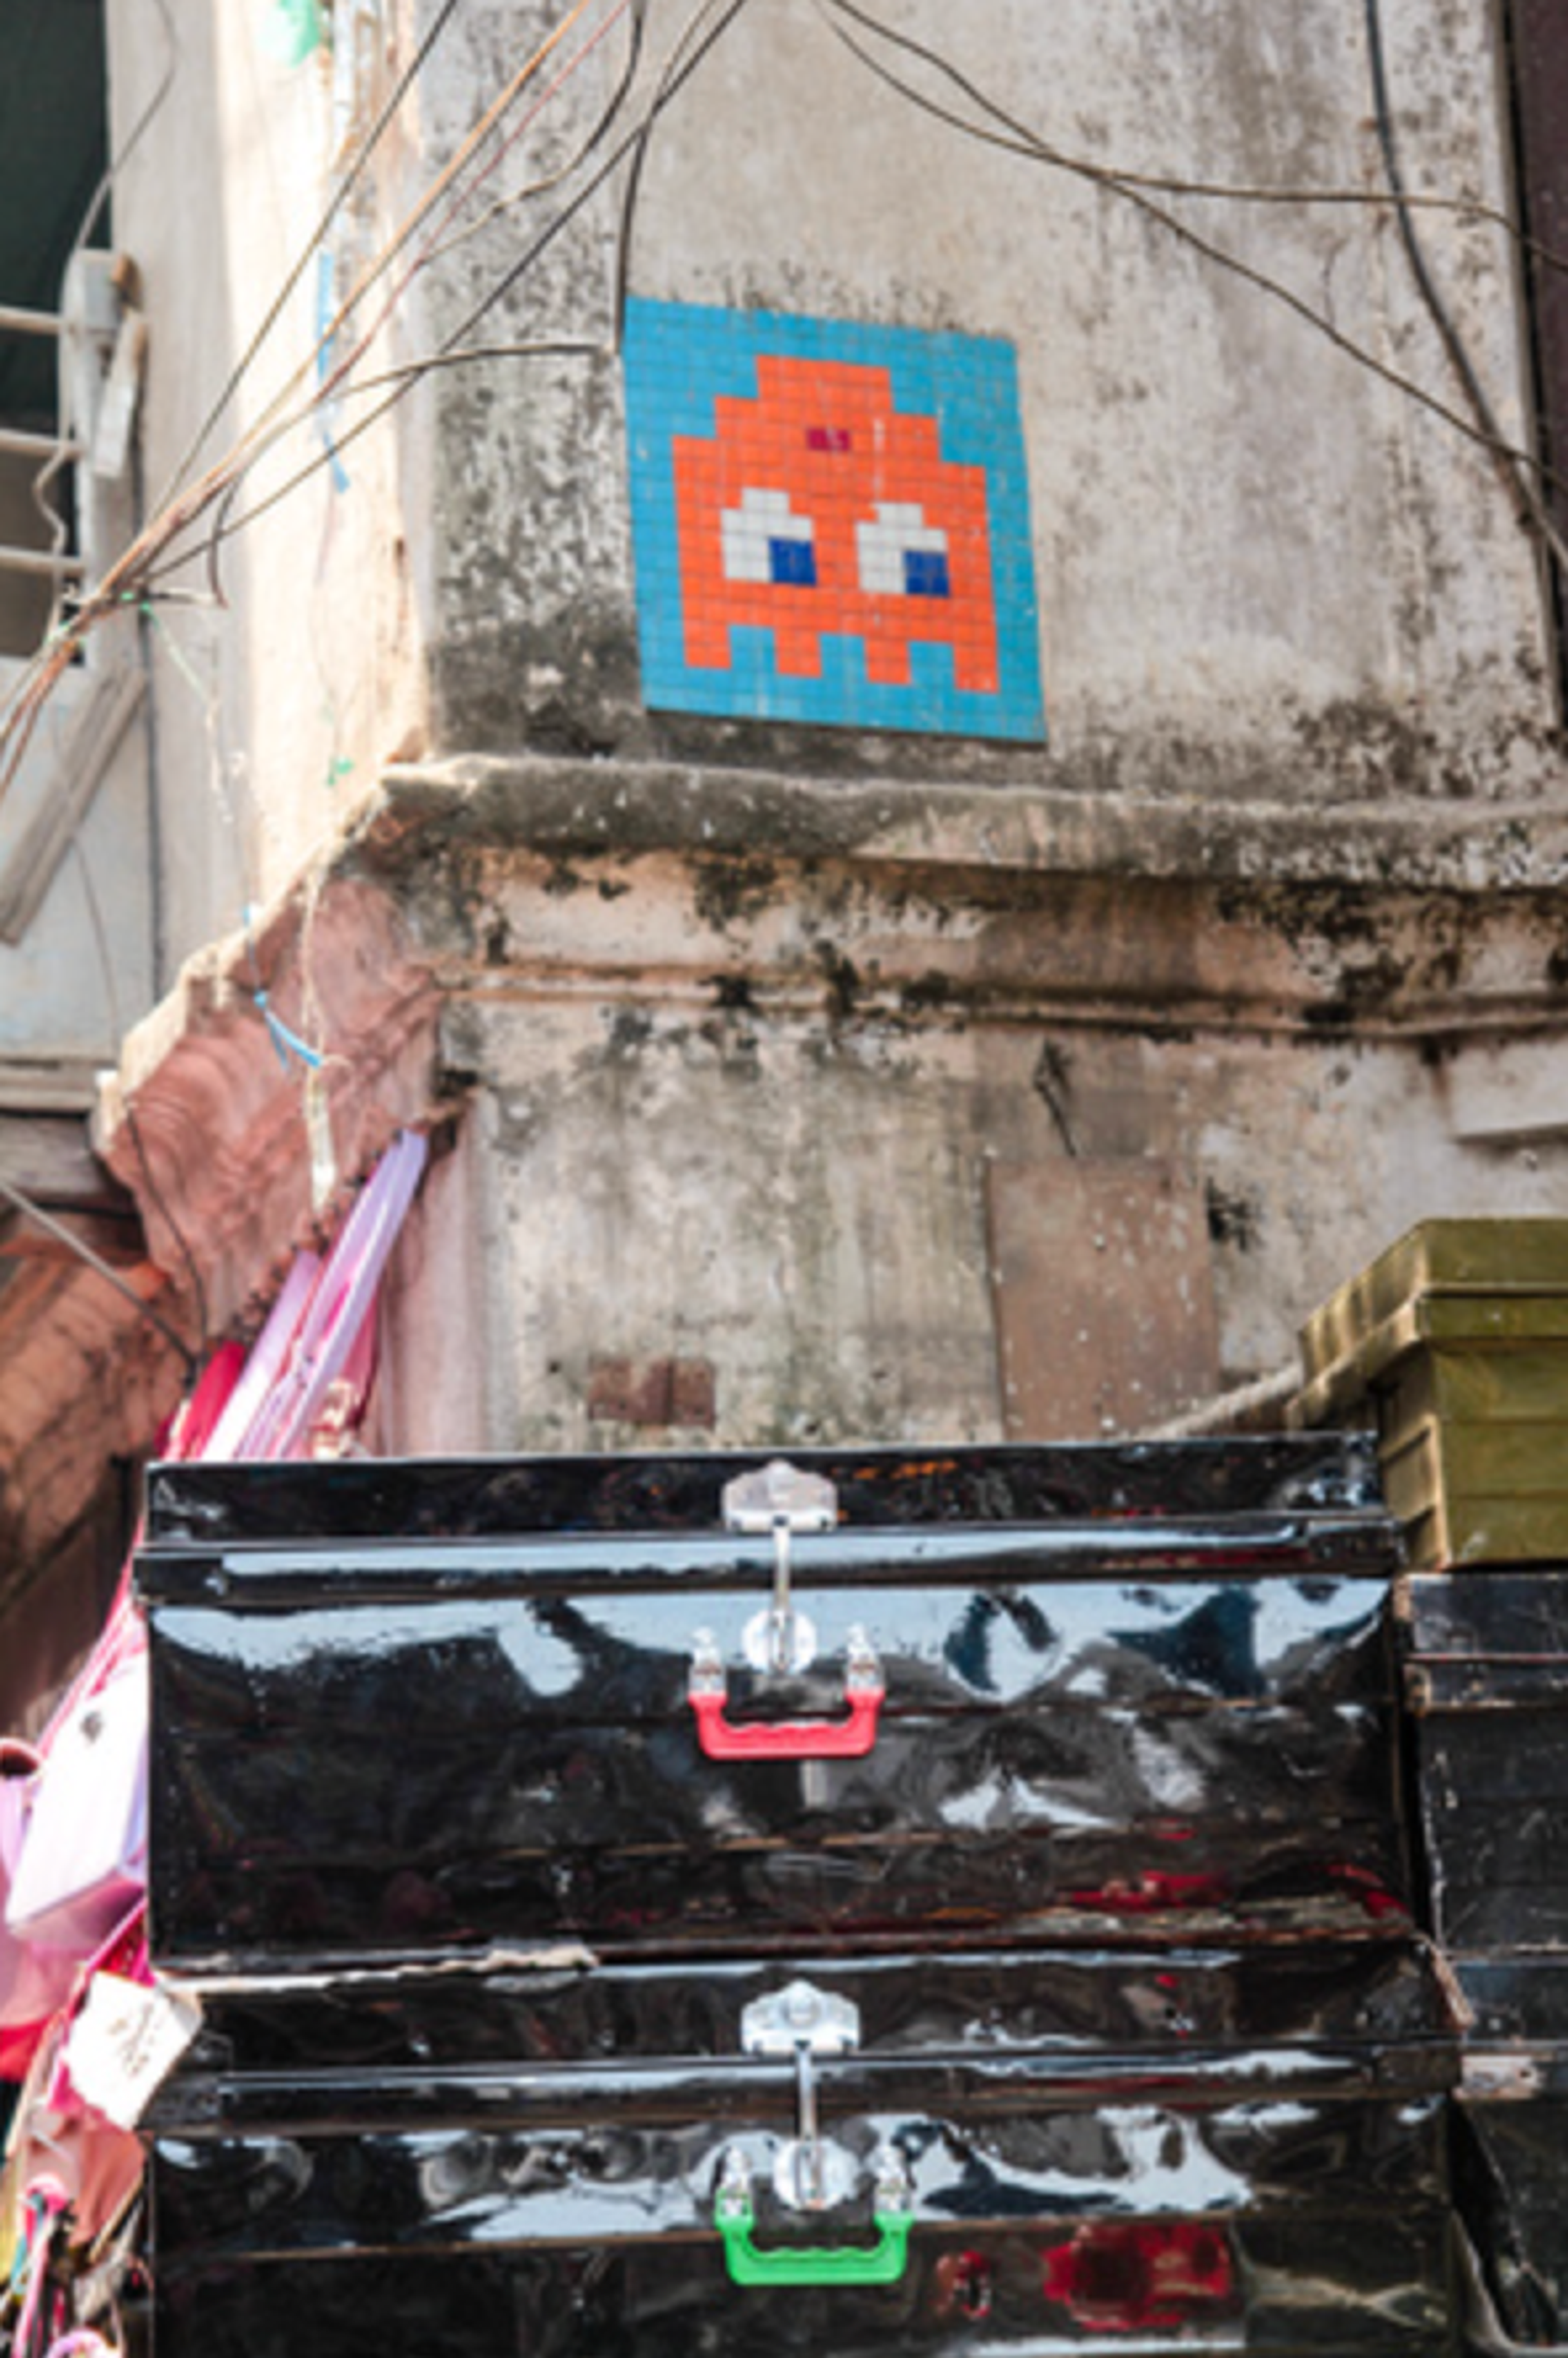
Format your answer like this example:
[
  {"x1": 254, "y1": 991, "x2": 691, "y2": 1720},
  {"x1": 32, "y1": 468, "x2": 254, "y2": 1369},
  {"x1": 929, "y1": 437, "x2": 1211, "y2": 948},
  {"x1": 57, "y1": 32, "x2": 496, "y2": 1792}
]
[{"x1": 587, "y1": 1355, "x2": 716, "y2": 1428}]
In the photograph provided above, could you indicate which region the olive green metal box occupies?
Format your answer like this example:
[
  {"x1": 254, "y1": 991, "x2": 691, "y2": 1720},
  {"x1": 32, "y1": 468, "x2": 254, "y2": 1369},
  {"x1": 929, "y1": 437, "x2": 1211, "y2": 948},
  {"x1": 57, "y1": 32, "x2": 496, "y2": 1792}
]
[{"x1": 1296, "y1": 1222, "x2": 1568, "y2": 1568}]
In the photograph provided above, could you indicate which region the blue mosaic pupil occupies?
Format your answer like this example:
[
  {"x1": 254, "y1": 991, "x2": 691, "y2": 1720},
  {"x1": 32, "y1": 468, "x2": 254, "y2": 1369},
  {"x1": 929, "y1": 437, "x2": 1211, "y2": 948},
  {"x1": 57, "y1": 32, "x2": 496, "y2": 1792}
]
[
  {"x1": 904, "y1": 549, "x2": 951, "y2": 598},
  {"x1": 770, "y1": 537, "x2": 817, "y2": 587}
]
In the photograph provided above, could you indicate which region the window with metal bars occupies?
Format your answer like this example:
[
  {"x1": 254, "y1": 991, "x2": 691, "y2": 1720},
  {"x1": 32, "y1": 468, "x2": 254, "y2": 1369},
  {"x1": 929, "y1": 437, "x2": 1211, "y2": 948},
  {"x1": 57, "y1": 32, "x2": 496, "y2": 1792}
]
[{"x1": 0, "y1": 0, "x2": 106, "y2": 659}]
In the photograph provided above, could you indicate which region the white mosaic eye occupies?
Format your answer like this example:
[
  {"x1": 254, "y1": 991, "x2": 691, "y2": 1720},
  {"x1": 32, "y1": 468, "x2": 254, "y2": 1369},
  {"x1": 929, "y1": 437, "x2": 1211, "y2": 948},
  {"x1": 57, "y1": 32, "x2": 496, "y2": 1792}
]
[
  {"x1": 856, "y1": 501, "x2": 951, "y2": 598},
  {"x1": 722, "y1": 487, "x2": 817, "y2": 586}
]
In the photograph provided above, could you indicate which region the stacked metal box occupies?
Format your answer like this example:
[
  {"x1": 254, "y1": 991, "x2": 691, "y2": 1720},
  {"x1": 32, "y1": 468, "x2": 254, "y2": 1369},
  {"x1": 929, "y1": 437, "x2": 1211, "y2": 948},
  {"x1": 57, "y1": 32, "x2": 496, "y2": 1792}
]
[
  {"x1": 1298, "y1": 1221, "x2": 1568, "y2": 2348},
  {"x1": 1296, "y1": 1219, "x2": 1568, "y2": 1571},
  {"x1": 137, "y1": 1441, "x2": 1457, "y2": 2358}
]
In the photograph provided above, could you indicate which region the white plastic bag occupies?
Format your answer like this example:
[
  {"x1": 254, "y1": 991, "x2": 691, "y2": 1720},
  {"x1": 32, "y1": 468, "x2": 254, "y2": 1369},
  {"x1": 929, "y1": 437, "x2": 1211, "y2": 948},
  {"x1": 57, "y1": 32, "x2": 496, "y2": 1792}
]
[{"x1": 6, "y1": 1655, "x2": 148, "y2": 1958}]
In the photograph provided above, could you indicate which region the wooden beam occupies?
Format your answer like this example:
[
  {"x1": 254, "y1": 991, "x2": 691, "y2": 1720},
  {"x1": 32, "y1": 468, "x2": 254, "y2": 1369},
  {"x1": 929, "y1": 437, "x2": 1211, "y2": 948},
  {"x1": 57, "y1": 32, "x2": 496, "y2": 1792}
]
[
  {"x1": 0, "y1": 1211, "x2": 142, "y2": 1269},
  {"x1": 0, "y1": 1113, "x2": 139, "y2": 1216}
]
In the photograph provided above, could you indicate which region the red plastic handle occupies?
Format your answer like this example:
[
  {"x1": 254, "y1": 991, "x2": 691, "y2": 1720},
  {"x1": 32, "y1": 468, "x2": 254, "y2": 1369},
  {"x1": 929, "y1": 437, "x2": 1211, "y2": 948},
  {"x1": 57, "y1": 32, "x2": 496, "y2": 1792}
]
[{"x1": 688, "y1": 1681, "x2": 884, "y2": 1761}]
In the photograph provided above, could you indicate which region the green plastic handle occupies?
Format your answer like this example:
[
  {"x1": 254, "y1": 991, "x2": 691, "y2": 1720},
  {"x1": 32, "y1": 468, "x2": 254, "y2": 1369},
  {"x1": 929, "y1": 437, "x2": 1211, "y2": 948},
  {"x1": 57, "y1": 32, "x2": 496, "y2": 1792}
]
[{"x1": 715, "y1": 2194, "x2": 913, "y2": 2288}]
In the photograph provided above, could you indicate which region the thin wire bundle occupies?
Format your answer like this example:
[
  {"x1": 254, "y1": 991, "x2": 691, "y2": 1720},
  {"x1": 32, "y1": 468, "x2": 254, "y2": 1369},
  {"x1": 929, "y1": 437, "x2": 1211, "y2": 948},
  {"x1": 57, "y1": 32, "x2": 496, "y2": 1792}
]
[{"x1": 0, "y1": 0, "x2": 684, "y2": 802}]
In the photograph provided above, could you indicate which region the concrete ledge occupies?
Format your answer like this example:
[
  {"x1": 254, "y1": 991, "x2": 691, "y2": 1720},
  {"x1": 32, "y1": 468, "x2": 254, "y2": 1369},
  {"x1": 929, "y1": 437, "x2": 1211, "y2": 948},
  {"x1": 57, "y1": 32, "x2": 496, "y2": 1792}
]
[{"x1": 363, "y1": 754, "x2": 1568, "y2": 895}]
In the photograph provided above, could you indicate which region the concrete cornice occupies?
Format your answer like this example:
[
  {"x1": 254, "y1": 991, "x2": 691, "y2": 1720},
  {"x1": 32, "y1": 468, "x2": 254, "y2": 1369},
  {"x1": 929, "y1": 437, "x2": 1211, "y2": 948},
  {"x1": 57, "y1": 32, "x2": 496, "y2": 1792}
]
[{"x1": 363, "y1": 754, "x2": 1568, "y2": 897}]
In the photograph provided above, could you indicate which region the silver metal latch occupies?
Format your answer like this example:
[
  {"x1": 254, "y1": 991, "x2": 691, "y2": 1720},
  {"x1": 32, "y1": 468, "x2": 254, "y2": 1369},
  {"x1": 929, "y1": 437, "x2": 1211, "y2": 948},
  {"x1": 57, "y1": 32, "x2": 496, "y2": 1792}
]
[
  {"x1": 722, "y1": 1460, "x2": 838, "y2": 1676},
  {"x1": 742, "y1": 1978, "x2": 862, "y2": 2211}
]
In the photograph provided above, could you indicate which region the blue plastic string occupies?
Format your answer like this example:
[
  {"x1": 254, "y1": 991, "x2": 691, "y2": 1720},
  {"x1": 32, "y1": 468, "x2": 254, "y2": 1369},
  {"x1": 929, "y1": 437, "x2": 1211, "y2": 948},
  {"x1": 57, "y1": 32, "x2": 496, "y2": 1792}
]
[{"x1": 256, "y1": 990, "x2": 324, "y2": 1074}]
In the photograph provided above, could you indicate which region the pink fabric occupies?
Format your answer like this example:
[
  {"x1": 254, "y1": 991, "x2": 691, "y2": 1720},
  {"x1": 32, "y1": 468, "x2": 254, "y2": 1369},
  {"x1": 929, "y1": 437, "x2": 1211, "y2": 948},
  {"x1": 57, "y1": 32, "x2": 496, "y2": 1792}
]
[
  {"x1": 0, "y1": 1741, "x2": 78, "y2": 2036},
  {"x1": 164, "y1": 1338, "x2": 248, "y2": 1462},
  {"x1": 0, "y1": 1131, "x2": 426, "y2": 2104},
  {"x1": 0, "y1": 1736, "x2": 79, "y2": 2041},
  {"x1": 202, "y1": 1254, "x2": 322, "y2": 1461},
  {"x1": 238, "y1": 1130, "x2": 427, "y2": 1459}
]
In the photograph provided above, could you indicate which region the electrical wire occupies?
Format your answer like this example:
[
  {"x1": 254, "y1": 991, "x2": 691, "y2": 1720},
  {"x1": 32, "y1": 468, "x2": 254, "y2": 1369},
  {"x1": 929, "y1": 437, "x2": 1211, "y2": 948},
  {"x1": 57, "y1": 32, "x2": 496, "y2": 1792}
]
[
  {"x1": 815, "y1": 0, "x2": 1568, "y2": 283},
  {"x1": 172, "y1": 0, "x2": 608, "y2": 550},
  {"x1": 140, "y1": 0, "x2": 753, "y2": 587},
  {"x1": 0, "y1": 0, "x2": 674, "y2": 1376},
  {"x1": 442, "y1": 0, "x2": 748, "y2": 350},
  {"x1": 295, "y1": 335, "x2": 612, "y2": 398},
  {"x1": 818, "y1": 0, "x2": 1568, "y2": 530},
  {"x1": 611, "y1": 0, "x2": 737, "y2": 342},
  {"x1": 26, "y1": 0, "x2": 1547, "y2": 760},
  {"x1": 938, "y1": 130, "x2": 1568, "y2": 294},
  {"x1": 1362, "y1": 0, "x2": 1568, "y2": 573},
  {"x1": 420, "y1": 0, "x2": 648, "y2": 270},
  {"x1": 289, "y1": 0, "x2": 640, "y2": 481},
  {"x1": 0, "y1": 1174, "x2": 198, "y2": 1381},
  {"x1": 157, "y1": 0, "x2": 466, "y2": 505},
  {"x1": 72, "y1": 0, "x2": 181, "y2": 257},
  {"x1": 0, "y1": 0, "x2": 637, "y2": 792}
]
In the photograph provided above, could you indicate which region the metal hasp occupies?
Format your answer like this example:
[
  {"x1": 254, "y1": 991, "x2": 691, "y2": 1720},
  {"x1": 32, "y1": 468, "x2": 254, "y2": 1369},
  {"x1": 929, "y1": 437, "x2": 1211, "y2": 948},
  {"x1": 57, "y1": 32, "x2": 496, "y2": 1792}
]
[
  {"x1": 715, "y1": 1979, "x2": 913, "y2": 2288},
  {"x1": 687, "y1": 1463, "x2": 887, "y2": 1760},
  {"x1": 722, "y1": 1458, "x2": 837, "y2": 1674}
]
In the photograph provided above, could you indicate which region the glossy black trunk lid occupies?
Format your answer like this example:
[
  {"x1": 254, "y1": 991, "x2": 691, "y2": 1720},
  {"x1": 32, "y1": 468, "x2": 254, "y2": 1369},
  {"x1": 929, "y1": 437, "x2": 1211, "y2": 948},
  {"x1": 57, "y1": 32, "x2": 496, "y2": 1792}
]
[{"x1": 139, "y1": 1446, "x2": 1405, "y2": 1972}]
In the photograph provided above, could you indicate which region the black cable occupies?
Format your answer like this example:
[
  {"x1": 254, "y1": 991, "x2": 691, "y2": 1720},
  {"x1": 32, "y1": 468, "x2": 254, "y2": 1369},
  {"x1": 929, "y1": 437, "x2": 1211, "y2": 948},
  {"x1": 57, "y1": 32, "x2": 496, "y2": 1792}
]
[
  {"x1": 142, "y1": 0, "x2": 753, "y2": 587},
  {"x1": 299, "y1": 337, "x2": 611, "y2": 399},
  {"x1": 188, "y1": 0, "x2": 655, "y2": 603},
  {"x1": 431, "y1": 0, "x2": 748, "y2": 349},
  {"x1": 423, "y1": 0, "x2": 650, "y2": 272},
  {"x1": 816, "y1": 0, "x2": 1568, "y2": 280},
  {"x1": 0, "y1": 1174, "x2": 198, "y2": 1381},
  {"x1": 1363, "y1": 0, "x2": 1568, "y2": 572},
  {"x1": 612, "y1": 0, "x2": 728, "y2": 346},
  {"x1": 820, "y1": 0, "x2": 1568, "y2": 517},
  {"x1": 183, "y1": 0, "x2": 632, "y2": 556},
  {"x1": 71, "y1": 0, "x2": 180, "y2": 255}
]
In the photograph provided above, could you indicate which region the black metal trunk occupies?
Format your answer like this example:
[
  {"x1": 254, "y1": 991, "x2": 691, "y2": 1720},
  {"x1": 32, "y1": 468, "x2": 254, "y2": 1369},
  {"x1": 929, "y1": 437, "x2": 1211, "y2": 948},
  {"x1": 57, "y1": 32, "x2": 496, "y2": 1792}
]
[
  {"x1": 139, "y1": 1442, "x2": 1409, "y2": 1972},
  {"x1": 1403, "y1": 1568, "x2": 1568, "y2": 2346},
  {"x1": 138, "y1": 1441, "x2": 1459, "y2": 2358},
  {"x1": 148, "y1": 2020, "x2": 1456, "y2": 2358}
]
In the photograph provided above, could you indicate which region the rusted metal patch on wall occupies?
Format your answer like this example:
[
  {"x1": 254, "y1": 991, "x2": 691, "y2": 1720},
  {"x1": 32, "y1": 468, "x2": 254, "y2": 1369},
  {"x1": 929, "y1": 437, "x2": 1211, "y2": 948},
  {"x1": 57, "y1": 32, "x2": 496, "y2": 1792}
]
[{"x1": 986, "y1": 1158, "x2": 1220, "y2": 1440}]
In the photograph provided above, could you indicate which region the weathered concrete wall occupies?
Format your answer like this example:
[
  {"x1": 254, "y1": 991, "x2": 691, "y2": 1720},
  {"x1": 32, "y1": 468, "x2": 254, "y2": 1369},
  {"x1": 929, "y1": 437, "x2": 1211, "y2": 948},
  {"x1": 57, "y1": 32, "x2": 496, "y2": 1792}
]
[
  {"x1": 97, "y1": 0, "x2": 1568, "y2": 955},
  {"x1": 105, "y1": 0, "x2": 428, "y2": 982},
  {"x1": 77, "y1": 2, "x2": 1568, "y2": 1508},
  {"x1": 417, "y1": 0, "x2": 1558, "y2": 798},
  {"x1": 411, "y1": 0, "x2": 635, "y2": 758},
  {"x1": 102, "y1": 0, "x2": 1564, "y2": 849}
]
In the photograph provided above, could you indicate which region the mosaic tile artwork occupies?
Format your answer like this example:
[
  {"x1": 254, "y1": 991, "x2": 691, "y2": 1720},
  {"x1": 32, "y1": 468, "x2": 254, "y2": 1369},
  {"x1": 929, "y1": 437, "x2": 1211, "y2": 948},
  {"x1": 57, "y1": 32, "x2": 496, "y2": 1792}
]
[{"x1": 624, "y1": 299, "x2": 1046, "y2": 742}]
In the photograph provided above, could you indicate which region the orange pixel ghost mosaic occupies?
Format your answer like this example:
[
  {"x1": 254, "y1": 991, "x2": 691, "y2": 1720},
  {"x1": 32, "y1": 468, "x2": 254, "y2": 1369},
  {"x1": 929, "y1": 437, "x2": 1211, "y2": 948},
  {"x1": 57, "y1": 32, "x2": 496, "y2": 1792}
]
[
  {"x1": 624, "y1": 299, "x2": 1045, "y2": 741},
  {"x1": 673, "y1": 356, "x2": 999, "y2": 693}
]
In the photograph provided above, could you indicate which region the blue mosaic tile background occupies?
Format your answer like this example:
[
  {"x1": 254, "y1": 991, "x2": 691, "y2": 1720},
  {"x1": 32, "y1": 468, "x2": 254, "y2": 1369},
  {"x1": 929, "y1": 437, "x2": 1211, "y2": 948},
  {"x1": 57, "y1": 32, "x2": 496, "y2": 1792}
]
[{"x1": 623, "y1": 298, "x2": 1047, "y2": 743}]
